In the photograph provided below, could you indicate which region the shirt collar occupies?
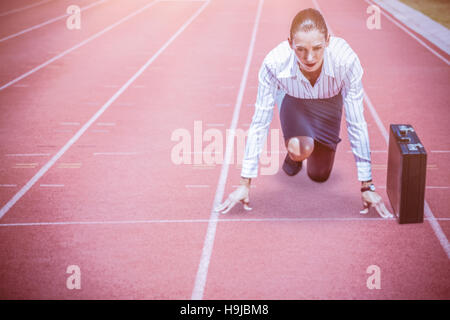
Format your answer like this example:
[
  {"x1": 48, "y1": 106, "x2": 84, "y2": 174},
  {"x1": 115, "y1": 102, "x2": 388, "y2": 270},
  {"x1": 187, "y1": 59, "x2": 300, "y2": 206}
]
[{"x1": 277, "y1": 46, "x2": 335, "y2": 80}]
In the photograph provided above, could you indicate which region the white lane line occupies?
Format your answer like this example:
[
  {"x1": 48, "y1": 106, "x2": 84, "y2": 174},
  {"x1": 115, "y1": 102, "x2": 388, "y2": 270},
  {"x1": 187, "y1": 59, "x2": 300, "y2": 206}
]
[
  {"x1": 205, "y1": 123, "x2": 224, "y2": 127},
  {"x1": 12, "y1": 163, "x2": 38, "y2": 168},
  {"x1": 185, "y1": 185, "x2": 210, "y2": 188},
  {"x1": 191, "y1": 0, "x2": 264, "y2": 301},
  {"x1": 5, "y1": 153, "x2": 50, "y2": 157},
  {"x1": 53, "y1": 129, "x2": 72, "y2": 132},
  {"x1": 0, "y1": 0, "x2": 109, "y2": 42},
  {"x1": 364, "y1": 0, "x2": 449, "y2": 65},
  {"x1": 0, "y1": 184, "x2": 17, "y2": 187},
  {"x1": 0, "y1": 0, "x2": 212, "y2": 220},
  {"x1": 314, "y1": 0, "x2": 450, "y2": 260},
  {"x1": 76, "y1": 144, "x2": 96, "y2": 148},
  {"x1": 346, "y1": 150, "x2": 450, "y2": 153},
  {"x1": 2, "y1": 216, "x2": 450, "y2": 227},
  {"x1": 159, "y1": 0, "x2": 207, "y2": 2},
  {"x1": 377, "y1": 186, "x2": 449, "y2": 189},
  {"x1": 36, "y1": 145, "x2": 57, "y2": 148},
  {"x1": 116, "y1": 102, "x2": 135, "y2": 107},
  {"x1": 60, "y1": 122, "x2": 80, "y2": 126},
  {"x1": 0, "y1": 0, "x2": 53, "y2": 17},
  {"x1": 426, "y1": 186, "x2": 449, "y2": 189},
  {"x1": 93, "y1": 152, "x2": 139, "y2": 155},
  {"x1": 96, "y1": 122, "x2": 116, "y2": 126},
  {"x1": 347, "y1": 150, "x2": 387, "y2": 153},
  {"x1": 0, "y1": 0, "x2": 159, "y2": 91},
  {"x1": 231, "y1": 185, "x2": 256, "y2": 188},
  {"x1": 0, "y1": 217, "x2": 392, "y2": 227}
]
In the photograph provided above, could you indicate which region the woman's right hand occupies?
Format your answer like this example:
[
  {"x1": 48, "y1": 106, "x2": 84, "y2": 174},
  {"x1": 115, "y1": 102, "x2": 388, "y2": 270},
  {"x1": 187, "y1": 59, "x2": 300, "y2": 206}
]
[{"x1": 214, "y1": 179, "x2": 252, "y2": 214}]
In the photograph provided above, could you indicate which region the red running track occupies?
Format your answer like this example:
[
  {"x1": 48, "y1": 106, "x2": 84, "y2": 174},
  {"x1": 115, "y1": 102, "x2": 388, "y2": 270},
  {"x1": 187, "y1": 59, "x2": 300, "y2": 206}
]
[{"x1": 0, "y1": 0, "x2": 448, "y2": 299}]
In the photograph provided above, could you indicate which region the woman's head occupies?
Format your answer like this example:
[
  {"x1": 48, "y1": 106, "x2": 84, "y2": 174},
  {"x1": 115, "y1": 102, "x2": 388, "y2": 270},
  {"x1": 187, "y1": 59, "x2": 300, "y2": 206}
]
[{"x1": 288, "y1": 8, "x2": 330, "y2": 73}]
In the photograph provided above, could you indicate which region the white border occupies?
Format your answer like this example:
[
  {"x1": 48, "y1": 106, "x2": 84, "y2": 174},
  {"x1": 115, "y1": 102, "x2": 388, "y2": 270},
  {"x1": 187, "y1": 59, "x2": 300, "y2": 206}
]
[{"x1": 370, "y1": 0, "x2": 450, "y2": 56}]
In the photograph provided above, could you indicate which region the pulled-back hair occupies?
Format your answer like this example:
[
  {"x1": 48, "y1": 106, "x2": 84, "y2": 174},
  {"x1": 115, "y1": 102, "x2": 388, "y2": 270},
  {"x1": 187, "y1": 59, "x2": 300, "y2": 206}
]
[{"x1": 290, "y1": 8, "x2": 328, "y2": 40}]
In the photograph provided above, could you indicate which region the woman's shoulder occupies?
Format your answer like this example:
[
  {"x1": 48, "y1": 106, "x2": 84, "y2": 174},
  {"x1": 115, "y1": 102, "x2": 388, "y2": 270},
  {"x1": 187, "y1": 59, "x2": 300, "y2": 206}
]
[
  {"x1": 262, "y1": 40, "x2": 293, "y2": 71},
  {"x1": 328, "y1": 36, "x2": 364, "y2": 83},
  {"x1": 328, "y1": 36, "x2": 360, "y2": 66}
]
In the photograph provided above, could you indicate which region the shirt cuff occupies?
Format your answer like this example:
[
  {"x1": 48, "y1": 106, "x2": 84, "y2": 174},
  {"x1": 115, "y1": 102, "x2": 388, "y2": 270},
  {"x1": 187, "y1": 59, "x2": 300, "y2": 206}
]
[
  {"x1": 356, "y1": 161, "x2": 372, "y2": 181},
  {"x1": 240, "y1": 165, "x2": 258, "y2": 179}
]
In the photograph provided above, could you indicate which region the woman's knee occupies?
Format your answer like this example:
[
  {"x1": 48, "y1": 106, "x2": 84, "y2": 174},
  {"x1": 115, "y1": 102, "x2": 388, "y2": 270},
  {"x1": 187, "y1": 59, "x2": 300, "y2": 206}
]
[
  {"x1": 307, "y1": 169, "x2": 332, "y2": 182},
  {"x1": 307, "y1": 141, "x2": 336, "y2": 182},
  {"x1": 285, "y1": 136, "x2": 314, "y2": 162}
]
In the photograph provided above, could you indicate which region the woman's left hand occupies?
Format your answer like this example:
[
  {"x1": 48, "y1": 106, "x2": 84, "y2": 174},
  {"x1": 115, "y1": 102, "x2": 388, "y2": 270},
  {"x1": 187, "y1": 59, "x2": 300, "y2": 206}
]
[{"x1": 360, "y1": 190, "x2": 394, "y2": 218}]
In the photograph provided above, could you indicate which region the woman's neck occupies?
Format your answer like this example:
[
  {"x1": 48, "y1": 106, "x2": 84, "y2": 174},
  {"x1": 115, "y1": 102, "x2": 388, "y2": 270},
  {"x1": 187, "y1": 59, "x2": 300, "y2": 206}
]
[{"x1": 299, "y1": 60, "x2": 323, "y2": 86}]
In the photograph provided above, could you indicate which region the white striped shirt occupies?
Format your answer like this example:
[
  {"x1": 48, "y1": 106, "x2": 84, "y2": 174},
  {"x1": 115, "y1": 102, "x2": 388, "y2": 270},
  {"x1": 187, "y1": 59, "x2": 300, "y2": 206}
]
[{"x1": 241, "y1": 36, "x2": 372, "y2": 181}]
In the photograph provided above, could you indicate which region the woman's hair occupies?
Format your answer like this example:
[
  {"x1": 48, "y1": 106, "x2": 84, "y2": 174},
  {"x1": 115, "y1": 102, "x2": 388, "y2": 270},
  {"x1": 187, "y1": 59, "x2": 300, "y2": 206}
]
[{"x1": 290, "y1": 8, "x2": 328, "y2": 40}]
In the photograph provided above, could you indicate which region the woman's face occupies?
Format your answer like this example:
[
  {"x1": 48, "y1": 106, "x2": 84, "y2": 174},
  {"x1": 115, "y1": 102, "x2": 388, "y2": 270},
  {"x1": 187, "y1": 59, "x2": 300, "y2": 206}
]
[{"x1": 289, "y1": 29, "x2": 329, "y2": 74}]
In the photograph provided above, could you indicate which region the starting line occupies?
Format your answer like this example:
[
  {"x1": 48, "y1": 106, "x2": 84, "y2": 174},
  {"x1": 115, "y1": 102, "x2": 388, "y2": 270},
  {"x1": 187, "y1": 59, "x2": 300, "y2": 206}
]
[{"x1": 1, "y1": 216, "x2": 449, "y2": 228}]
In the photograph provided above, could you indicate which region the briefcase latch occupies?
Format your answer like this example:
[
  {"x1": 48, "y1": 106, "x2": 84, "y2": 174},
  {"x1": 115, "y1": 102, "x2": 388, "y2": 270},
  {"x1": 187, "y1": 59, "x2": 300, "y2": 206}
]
[
  {"x1": 407, "y1": 143, "x2": 423, "y2": 151},
  {"x1": 398, "y1": 125, "x2": 414, "y2": 135},
  {"x1": 397, "y1": 125, "x2": 414, "y2": 142}
]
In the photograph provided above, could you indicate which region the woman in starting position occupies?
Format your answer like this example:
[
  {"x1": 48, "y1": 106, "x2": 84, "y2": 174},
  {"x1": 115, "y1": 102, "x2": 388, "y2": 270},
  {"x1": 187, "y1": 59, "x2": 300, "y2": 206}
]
[{"x1": 215, "y1": 8, "x2": 392, "y2": 218}]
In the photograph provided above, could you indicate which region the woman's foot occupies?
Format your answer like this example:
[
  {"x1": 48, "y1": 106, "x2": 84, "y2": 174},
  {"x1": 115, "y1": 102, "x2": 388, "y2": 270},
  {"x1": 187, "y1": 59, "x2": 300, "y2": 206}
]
[{"x1": 282, "y1": 153, "x2": 303, "y2": 176}]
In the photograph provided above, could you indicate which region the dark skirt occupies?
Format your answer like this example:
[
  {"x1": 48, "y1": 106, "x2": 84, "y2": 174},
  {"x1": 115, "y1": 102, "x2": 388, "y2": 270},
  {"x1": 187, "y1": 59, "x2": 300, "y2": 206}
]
[{"x1": 279, "y1": 92, "x2": 344, "y2": 151}]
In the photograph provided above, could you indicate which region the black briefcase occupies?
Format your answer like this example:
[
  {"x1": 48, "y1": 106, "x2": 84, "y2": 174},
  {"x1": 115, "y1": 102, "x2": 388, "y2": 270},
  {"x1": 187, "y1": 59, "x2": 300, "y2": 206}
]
[{"x1": 386, "y1": 124, "x2": 427, "y2": 224}]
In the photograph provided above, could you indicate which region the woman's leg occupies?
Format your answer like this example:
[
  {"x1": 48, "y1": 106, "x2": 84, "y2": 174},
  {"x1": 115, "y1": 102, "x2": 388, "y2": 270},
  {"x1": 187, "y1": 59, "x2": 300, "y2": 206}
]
[{"x1": 306, "y1": 140, "x2": 337, "y2": 182}]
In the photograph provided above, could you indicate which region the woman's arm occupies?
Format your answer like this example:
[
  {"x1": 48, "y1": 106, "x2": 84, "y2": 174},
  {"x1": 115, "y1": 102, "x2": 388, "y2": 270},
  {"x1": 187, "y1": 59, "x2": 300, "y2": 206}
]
[
  {"x1": 216, "y1": 60, "x2": 278, "y2": 214},
  {"x1": 342, "y1": 56, "x2": 393, "y2": 218},
  {"x1": 241, "y1": 61, "x2": 278, "y2": 179},
  {"x1": 341, "y1": 56, "x2": 372, "y2": 183}
]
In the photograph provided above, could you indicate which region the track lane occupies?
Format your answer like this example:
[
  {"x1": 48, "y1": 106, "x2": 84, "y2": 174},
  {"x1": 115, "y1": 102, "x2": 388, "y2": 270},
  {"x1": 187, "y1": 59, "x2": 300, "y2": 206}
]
[
  {"x1": 201, "y1": 0, "x2": 450, "y2": 299},
  {"x1": 0, "y1": 0, "x2": 267, "y2": 299},
  {"x1": 317, "y1": 0, "x2": 450, "y2": 225},
  {"x1": 0, "y1": 1, "x2": 197, "y2": 217},
  {"x1": 0, "y1": 0, "x2": 448, "y2": 299},
  {"x1": 0, "y1": 0, "x2": 157, "y2": 87},
  {"x1": 0, "y1": 0, "x2": 108, "y2": 42},
  {"x1": 0, "y1": 0, "x2": 54, "y2": 17}
]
